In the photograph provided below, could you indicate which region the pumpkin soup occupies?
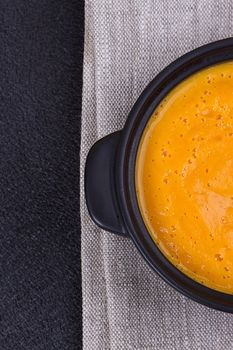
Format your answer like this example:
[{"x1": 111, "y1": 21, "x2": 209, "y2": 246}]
[{"x1": 136, "y1": 61, "x2": 233, "y2": 294}]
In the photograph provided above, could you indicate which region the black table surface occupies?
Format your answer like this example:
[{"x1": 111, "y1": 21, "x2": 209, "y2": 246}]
[{"x1": 0, "y1": 1, "x2": 83, "y2": 349}]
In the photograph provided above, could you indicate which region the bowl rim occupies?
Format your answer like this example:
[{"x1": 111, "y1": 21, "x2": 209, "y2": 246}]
[{"x1": 116, "y1": 37, "x2": 233, "y2": 312}]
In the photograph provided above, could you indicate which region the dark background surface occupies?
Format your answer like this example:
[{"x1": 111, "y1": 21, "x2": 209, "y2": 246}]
[{"x1": 0, "y1": 1, "x2": 83, "y2": 349}]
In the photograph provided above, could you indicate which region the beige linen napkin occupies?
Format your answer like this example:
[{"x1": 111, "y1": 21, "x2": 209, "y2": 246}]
[{"x1": 81, "y1": 1, "x2": 233, "y2": 349}]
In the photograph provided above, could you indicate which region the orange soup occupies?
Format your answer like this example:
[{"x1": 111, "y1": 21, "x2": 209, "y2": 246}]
[{"x1": 136, "y1": 61, "x2": 233, "y2": 294}]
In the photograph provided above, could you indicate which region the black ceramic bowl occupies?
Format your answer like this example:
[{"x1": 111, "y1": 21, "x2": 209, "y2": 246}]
[{"x1": 85, "y1": 38, "x2": 233, "y2": 312}]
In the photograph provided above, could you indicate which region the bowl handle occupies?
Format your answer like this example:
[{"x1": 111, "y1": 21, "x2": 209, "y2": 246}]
[{"x1": 85, "y1": 131, "x2": 127, "y2": 236}]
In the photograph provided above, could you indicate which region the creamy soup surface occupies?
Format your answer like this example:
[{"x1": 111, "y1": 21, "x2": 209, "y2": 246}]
[{"x1": 136, "y1": 61, "x2": 233, "y2": 294}]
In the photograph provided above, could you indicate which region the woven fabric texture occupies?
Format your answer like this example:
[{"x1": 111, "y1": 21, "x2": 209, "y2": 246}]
[{"x1": 81, "y1": 1, "x2": 233, "y2": 349}]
